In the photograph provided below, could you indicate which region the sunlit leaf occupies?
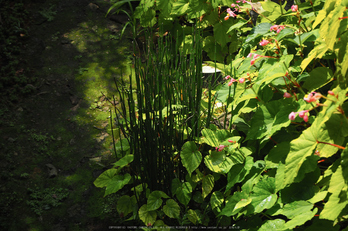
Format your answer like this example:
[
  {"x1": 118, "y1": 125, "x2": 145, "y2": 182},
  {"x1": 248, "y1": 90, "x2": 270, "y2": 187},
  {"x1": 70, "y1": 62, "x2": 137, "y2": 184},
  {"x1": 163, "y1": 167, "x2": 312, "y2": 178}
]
[
  {"x1": 202, "y1": 174, "x2": 214, "y2": 199},
  {"x1": 139, "y1": 204, "x2": 157, "y2": 226},
  {"x1": 147, "y1": 191, "x2": 170, "y2": 211},
  {"x1": 250, "y1": 176, "x2": 277, "y2": 213}
]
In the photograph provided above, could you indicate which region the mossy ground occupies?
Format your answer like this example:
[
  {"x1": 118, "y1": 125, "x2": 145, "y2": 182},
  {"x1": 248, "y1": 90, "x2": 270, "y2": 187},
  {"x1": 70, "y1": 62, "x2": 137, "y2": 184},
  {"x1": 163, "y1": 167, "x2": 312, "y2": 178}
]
[{"x1": 0, "y1": 0, "x2": 133, "y2": 230}]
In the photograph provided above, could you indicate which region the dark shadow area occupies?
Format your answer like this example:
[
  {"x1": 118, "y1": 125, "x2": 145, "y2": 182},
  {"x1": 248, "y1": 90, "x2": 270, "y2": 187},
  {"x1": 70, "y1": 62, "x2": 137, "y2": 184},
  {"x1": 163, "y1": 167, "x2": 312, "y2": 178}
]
[{"x1": 0, "y1": 0, "x2": 134, "y2": 230}]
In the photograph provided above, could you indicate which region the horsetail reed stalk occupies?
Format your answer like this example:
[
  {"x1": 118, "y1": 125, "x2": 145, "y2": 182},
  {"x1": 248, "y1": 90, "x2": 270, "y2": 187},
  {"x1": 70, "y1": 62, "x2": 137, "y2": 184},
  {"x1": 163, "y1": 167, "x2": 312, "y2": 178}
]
[{"x1": 111, "y1": 22, "x2": 214, "y2": 200}]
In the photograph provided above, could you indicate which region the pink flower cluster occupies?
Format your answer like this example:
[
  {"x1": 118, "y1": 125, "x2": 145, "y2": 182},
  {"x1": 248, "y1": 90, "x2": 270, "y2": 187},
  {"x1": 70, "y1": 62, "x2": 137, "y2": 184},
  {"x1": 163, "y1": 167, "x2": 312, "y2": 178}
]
[
  {"x1": 289, "y1": 110, "x2": 309, "y2": 122},
  {"x1": 216, "y1": 145, "x2": 226, "y2": 152},
  {"x1": 225, "y1": 8, "x2": 237, "y2": 20},
  {"x1": 225, "y1": 75, "x2": 245, "y2": 86},
  {"x1": 283, "y1": 92, "x2": 292, "y2": 98},
  {"x1": 270, "y1": 25, "x2": 285, "y2": 34},
  {"x1": 291, "y1": 5, "x2": 298, "y2": 12},
  {"x1": 259, "y1": 39, "x2": 270, "y2": 46},
  {"x1": 247, "y1": 53, "x2": 261, "y2": 65},
  {"x1": 304, "y1": 92, "x2": 322, "y2": 103}
]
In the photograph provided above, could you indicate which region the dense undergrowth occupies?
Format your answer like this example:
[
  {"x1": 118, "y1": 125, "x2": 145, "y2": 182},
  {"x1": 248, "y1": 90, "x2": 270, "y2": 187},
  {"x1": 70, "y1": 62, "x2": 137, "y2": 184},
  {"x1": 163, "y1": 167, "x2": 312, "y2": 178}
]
[
  {"x1": 94, "y1": 0, "x2": 348, "y2": 230},
  {"x1": 0, "y1": 0, "x2": 35, "y2": 104}
]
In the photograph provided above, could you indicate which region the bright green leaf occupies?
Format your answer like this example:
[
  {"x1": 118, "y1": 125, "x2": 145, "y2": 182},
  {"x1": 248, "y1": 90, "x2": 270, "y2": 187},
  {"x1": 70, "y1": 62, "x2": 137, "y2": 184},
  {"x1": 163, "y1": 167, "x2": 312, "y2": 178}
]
[
  {"x1": 250, "y1": 176, "x2": 277, "y2": 213},
  {"x1": 202, "y1": 174, "x2": 214, "y2": 199},
  {"x1": 147, "y1": 191, "x2": 170, "y2": 211},
  {"x1": 139, "y1": 204, "x2": 157, "y2": 226},
  {"x1": 180, "y1": 141, "x2": 202, "y2": 176},
  {"x1": 163, "y1": 199, "x2": 180, "y2": 218}
]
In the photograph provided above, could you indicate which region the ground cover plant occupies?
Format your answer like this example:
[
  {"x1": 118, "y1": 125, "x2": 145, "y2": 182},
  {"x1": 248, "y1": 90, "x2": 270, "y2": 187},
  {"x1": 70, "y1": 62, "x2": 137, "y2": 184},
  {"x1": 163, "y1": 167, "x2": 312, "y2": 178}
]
[{"x1": 94, "y1": 0, "x2": 348, "y2": 229}]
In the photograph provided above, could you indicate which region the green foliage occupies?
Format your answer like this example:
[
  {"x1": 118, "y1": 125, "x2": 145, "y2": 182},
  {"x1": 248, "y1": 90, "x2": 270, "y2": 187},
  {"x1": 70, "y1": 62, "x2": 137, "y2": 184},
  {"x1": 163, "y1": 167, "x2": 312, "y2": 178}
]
[
  {"x1": 0, "y1": 1, "x2": 35, "y2": 102},
  {"x1": 94, "y1": 0, "x2": 348, "y2": 228},
  {"x1": 27, "y1": 187, "x2": 69, "y2": 216}
]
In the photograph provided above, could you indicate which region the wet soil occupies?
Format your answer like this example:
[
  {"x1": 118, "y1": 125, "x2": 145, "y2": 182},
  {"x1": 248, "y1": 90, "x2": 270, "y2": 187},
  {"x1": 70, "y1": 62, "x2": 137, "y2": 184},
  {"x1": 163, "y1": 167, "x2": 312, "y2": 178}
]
[{"x1": 0, "y1": 0, "x2": 134, "y2": 230}]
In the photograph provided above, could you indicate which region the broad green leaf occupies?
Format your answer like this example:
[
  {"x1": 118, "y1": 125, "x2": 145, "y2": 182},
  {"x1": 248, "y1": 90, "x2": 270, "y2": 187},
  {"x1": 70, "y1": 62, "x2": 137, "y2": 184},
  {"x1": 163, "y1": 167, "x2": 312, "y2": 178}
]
[
  {"x1": 94, "y1": 169, "x2": 118, "y2": 188},
  {"x1": 303, "y1": 67, "x2": 333, "y2": 91},
  {"x1": 147, "y1": 191, "x2": 170, "y2": 211},
  {"x1": 180, "y1": 141, "x2": 202, "y2": 176},
  {"x1": 265, "y1": 142, "x2": 290, "y2": 168},
  {"x1": 171, "y1": 0, "x2": 190, "y2": 15},
  {"x1": 153, "y1": 220, "x2": 168, "y2": 230},
  {"x1": 316, "y1": 114, "x2": 346, "y2": 158},
  {"x1": 214, "y1": 17, "x2": 235, "y2": 46},
  {"x1": 227, "y1": 21, "x2": 248, "y2": 34},
  {"x1": 319, "y1": 4, "x2": 346, "y2": 51},
  {"x1": 272, "y1": 200, "x2": 314, "y2": 219},
  {"x1": 113, "y1": 154, "x2": 133, "y2": 168},
  {"x1": 202, "y1": 174, "x2": 214, "y2": 199},
  {"x1": 234, "y1": 197, "x2": 252, "y2": 210},
  {"x1": 320, "y1": 191, "x2": 348, "y2": 221},
  {"x1": 307, "y1": 191, "x2": 328, "y2": 204},
  {"x1": 246, "y1": 99, "x2": 296, "y2": 141},
  {"x1": 245, "y1": 23, "x2": 273, "y2": 43},
  {"x1": 250, "y1": 176, "x2": 277, "y2": 213},
  {"x1": 219, "y1": 191, "x2": 249, "y2": 217},
  {"x1": 163, "y1": 199, "x2": 180, "y2": 218},
  {"x1": 260, "y1": 1, "x2": 282, "y2": 21},
  {"x1": 187, "y1": 209, "x2": 202, "y2": 225},
  {"x1": 276, "y1": 28, "x2": 295, "y2": 41},
  {"x1": 293, "y1": 29, "x2": 320, "y2": 45},
  {"x1": 104, "y1": 174, "x2": 131, "y2": 196},
  {"x1": 275, "y1": 163, "x2": 286, "y2": 192},
  {"x1": 156, "y1": 0, "x2": 173, "y2": 15},
  {"x1": 301, "y1": 41, "x2": 328, "y2": 71},
  {"x1": 226, "y1": 156, "x2": 254, "y2": 192},
  {"x1": 175, "y1": 182, "x2": 192, "y2": 206},
  {"x1": 204, "y1": 151, "x2": 235, "y2": 173},
  {"x1": 115, "y1": 138, "x2": 130, "y2": 152},
  {"x1": 171, "y1": 178, "x2": 181, "y2": 195},
  {"x1": 140, "y1": 9, "x2": 157, "y2": 27},
  {"x1": 94, "y1": 170, "x2": 131, "y2": 196},
  {"x1": 283, "y1": 208, "x2": 317, "y2": 230},
  {"x1": 139, "y1": 204, "x2": 157, "y2": 226},
  {"x1": 210, "y1": 191, "x2": 224, "y2": 211},
  {"x1": 216, "y1": 80, "x2": 245, "y2": 103},
  {"x1": 258, "y1": 219, "x2": 285, "y2": 231},
  {"x1": 284, "y1": 117, "x2": 320, "y2": 186},
  {"x1": 117, "y1": 195, "x2": 137, "y2": 217}
]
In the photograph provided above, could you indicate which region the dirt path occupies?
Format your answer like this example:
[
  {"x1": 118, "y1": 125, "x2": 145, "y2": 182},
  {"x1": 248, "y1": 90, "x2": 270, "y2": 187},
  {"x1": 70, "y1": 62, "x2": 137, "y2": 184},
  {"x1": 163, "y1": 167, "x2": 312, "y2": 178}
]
[{"x1": 1, "y1": 0, "x2": 132, "y2": 230}]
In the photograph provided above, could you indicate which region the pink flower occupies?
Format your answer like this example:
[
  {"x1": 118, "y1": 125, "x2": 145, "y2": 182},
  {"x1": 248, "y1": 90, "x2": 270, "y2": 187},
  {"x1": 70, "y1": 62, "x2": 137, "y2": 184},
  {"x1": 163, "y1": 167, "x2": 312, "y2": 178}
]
[
  {"x1": 270, "y1": 25, "x2": 279, "y2": 32},
  {"x1": 228, "y1": 78, "x2": 237, "y2": 86},
  {"x1": 298, "y1": 110, "x2": 309, "y2": 118},
  {"x1": 270, "y1": 25, "x2": 285, "y2": 34},
  {"x1": 224, "y1": 15, "x2": 230, "y2": 21},
  {"x1": 291, "y1": 5, "x2": 298, "y2": 12},
  {"x1": 289, "y1": 112, "x2": 297, "y2": 120},
  {"x1": 216, "y1": 145, "x2": 226, "y2": 152},
  {"x1": 304, "y1": 92, "x2": 322, "y2": 103},
  {"x1": 259, "y1": 39, "x2": 270, "y2": 46},
  {"x1": 328, "y1": 90, "x2": 335, "y2": 96},
  {"x1": 225, "y1": 75, "x2": 231, "y2": 80},
  {"x1": 228, "y1": 139, "x2": 236, "y2": 143},
  {"x1": 239, "y1": 78, "x2": 245, "y2": 83},
  {"x1": 283, "y1": 92, "x2": 292, "y2": 98},
  {"x1": 303, "y1": 114, "x2": 309, "y2": 122},
  {"x1": 227, "y1": 8, "x2": 237, "y2": 18},
  {"x1": 250, "y1": 58, "x2": 256, "y2": 65},
  {"x1": 247, "y1": 53, "x2": 261, "y2": 65}
]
